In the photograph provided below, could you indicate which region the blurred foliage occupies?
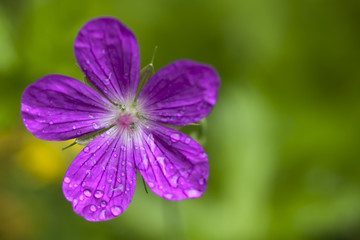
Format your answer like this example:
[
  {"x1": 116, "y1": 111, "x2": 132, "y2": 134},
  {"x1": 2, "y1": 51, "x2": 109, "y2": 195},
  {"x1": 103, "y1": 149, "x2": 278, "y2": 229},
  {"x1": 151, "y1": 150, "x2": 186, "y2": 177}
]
[{"x1": 1, "y1": 0, "x2": 360, "y2": 239}]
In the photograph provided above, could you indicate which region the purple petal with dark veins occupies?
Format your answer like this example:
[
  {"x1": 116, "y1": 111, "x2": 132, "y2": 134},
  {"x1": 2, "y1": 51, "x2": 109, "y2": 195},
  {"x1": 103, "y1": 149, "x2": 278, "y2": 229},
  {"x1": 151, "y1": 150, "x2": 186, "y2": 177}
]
[
  {"x1": 21, "y1": 74, "x2": 115, "y2": 141},
  {"x1": 137, "y1": 60, "x2": 220, "y2": 125},
  {"x1": 75, "y1": 17, "x2": 140, "y2": 104},
  {"x1": 133, "y1": 123, "x2": 209, "y2": 200},
  {"x1": 63, "y1": 127, "x2": 137, "y2": 221}
]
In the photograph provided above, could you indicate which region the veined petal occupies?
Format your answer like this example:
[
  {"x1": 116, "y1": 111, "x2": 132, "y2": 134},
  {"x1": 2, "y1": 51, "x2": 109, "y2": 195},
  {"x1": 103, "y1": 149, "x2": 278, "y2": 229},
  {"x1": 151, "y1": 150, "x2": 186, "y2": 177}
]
[
  {"x1": 63, "y1": 127, "x2": 137, "y2": 221},
  {"x1": 21, "y1": 74, "x2": 115, "y2": 141},
  {"x1": 75, "y1": 17, "x2": 140, "y2": 104},
  {"x1": 137, "y1": 60, "x2": 220, "y2": 125},
  {"x1": 134, "y1": 123, "x2": 209, "y2": 200}
]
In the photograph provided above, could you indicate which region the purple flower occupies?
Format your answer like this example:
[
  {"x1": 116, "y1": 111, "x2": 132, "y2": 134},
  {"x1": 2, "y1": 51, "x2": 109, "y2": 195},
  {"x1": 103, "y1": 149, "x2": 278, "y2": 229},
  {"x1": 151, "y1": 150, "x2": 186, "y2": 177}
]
[{"x1": 21, "y1": 17, "x2": 220, "y2": 221}]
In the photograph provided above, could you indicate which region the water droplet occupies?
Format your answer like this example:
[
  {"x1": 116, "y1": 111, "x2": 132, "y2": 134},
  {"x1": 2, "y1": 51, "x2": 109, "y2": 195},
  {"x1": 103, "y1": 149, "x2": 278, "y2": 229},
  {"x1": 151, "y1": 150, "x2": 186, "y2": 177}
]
[
  {"x1": 157, "y1": 157, "x2": 165, "y2": 169},
  {"x1": 113, "y1": 153, "x2": 118, "y2": 158},
  {"x1": 99, "y1": 209, "x2": 106, "y2": 220},
  {"x1": 92, "y1": 122, "x2": 99, "y2": 129},
  {"x1": 101, "y1": 201, "x2": 107, "y2": 207},
  {"x1": 148, "y1": 182, "x2": 154, "y2": 188},
  {"x1": 111, "y1": 206, "x2": 122, "y2": 216},
  {"x1": 49, "y1": 120, "x2": 54, "y2": 125},
  {"x1": 199, "y1": 178, "x2": 205, "y2": 185},
  {"x1": 170, "y1": 133, "x2": 180, "y2": 142},
  {"x1": 164, "y1": 193, "x2": 173, "y2": 199},
  {"x1": 84, "y1": 189, "x2": 92, "y2": 197},
  {"x1": 84, "y1": 147, "x2": 90, "y2": 153},
  {"x1": 88, "y1": 114, "x2": 94, "y2": 119},
  {"x1": 73, "y1": 199, "x2": 78, "y2": 207},
  {"x1": 90, "y1": 205, "x2": 97, "y2": 212},
  {"x1": 94, "y1": 190, "x2": 104, "y2": 198},
  {"x1": 185, "y1": 138, "x2": 191, "y2": 144},
  {"x1": 170, "y1": 175, "x2": 179, "y2": 187},
  {"x1": 72, "y1": 125, "x2": 77, "y2": 130},
  {"x1": 185, "y1": 189, "x2": 201, "y2": 198},
  {"x1": 177, "y1": 110, "x2": 184, "y2": 118},
  {"x1": 120, "y1": 145, "x2": 126, "y2": 151},
  {"x1": 64, "y1": 177, "x2": 71, "y2": 183},
  {"x1": 79, "y1": 194, "x2": 85, "y2": 201},
  {"x1": 76, "y1": 130, "x2": 82, "y2": 136}
]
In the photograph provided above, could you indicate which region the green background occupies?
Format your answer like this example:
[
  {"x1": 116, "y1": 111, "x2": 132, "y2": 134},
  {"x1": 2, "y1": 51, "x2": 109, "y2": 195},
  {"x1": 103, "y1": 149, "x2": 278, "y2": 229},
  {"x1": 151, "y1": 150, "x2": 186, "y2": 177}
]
[{"x1": 1, "y1": 0, "x2": 360, "y2": 239}]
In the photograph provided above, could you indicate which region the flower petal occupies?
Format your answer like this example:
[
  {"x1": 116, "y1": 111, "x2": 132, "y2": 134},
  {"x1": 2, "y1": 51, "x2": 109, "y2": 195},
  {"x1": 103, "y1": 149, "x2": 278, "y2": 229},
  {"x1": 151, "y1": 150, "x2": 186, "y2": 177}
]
[
  {"x1": 21, "y1": 74, "x2": 115, "y2": 141},
  {"x1": 63, "y1": 127, "x2": 137, "y2": 221},
  {"x1": 134, "y1": 123, "x2": 209, "y2": 200},
  {"x1": 137, "y1": 60, "x2": 220, "y2": 125},
  {"x1": 75, "y1": 17, "x2": 140, "y2": 104}
]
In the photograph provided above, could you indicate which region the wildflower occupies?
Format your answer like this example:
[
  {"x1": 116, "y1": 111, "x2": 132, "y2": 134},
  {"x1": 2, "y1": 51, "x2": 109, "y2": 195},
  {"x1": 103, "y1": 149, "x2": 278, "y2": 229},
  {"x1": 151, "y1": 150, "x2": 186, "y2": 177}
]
[{"x1": 21, "y1": 17, "x2": 220, "y2": 221}]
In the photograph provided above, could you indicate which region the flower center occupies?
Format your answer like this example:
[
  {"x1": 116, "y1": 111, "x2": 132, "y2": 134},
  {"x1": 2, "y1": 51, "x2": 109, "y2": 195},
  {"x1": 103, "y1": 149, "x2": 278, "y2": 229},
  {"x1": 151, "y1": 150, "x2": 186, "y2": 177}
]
[{"x1": 112, "y1": 105, "x2": 141, "y2": 133}]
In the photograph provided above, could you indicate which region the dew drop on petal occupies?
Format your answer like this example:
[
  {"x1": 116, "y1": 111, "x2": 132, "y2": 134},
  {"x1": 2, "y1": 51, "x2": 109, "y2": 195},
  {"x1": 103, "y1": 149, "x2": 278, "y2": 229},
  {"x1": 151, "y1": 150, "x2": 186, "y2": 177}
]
[
  {"x1": 164, "y1": 193, "x2": 173, "y2": 199},
  {"x1": 94, "y1": 190, "x2": 104, "y2": 198},
  {"x1": 99, "y1": 209, "x2": 107, "y2": 220},
  {"x1": 185, "y1": 189, "x2": 202, "y2": 198},
  {"x1": 73, "y1": 199, "x2": 78, "y2": 207},
  {"x1": 148, "y1": 182, "x2": 154, "y2": 188},
  {"x1": 170, "y1": 133, "x2": 180, "y2": 142},
  {"x1": 111, "y1": 206, "x2": 123, "y2": 216},
  {"x1": 157, "y1": 156, "x2": 165, "y2": 164},
  {"x1": 92, "y1": 122, "x2": 100, "y2": 130},
  {"x1": 84, "y1": 189, "x2": 92, "y2": 197},
  {"x1": 76, "y1": 130, "x2": 82, "y2": 136},
  {"x1": 177, "y1": 110, "x2": 184, "y2": 118},
  {"x1": 84, "y1": 147, "x2": 90, "y2": 153},
  {"x1": 170, "y1": 174, "x2": 179, "y2": 187},
  {"x1": 49, "y1": 120, "x2": 54, "y2": 125},
  {"x1": 90, "y1": 205, "x2": 97, "y2": 212},
  {"x1": 79, "y1": 194, "x2": 85, "y2": 201},
  {"x1": 72, "y1": 125, "x2": 77, "y2": 130},
  {"x1": 185, "y1": 137, "x2": 191, "y2": 144},
  {"x1": 199, "y1": 178, "x2": 205, "y2": 185},
  {"x1": 101, "y1": 201, "x2": 107, "y2": 207},
  {"x1": 64, "y1": 177, "x2": 71, "y2": 183}
]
